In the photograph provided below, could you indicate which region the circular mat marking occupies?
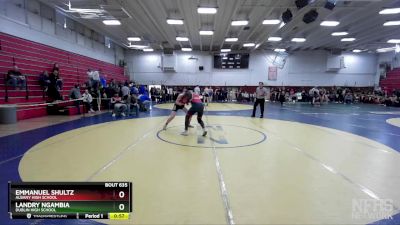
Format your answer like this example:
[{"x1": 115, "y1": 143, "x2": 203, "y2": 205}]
[
  {"x1": 18, "y1": 116, "x2": 400, "y2": 225},
  {"x1": 154, "y1": 103, "x2": 253, "y2": 111},
  {"x1": 157, "y1": 124, "x2": 266, "y2": 148},
  {"x1": 387, "y1": 118, "x2": 400, "y2": 128}
]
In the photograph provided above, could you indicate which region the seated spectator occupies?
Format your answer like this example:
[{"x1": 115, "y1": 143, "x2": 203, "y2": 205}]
[
  {"x1": 111, "y1": 93, "x2": 127, "y2": 117},
  {"x1": 344, "y1": 93, "x2": 353, "y2": 104},
  {"x1": 6, "y1": 65, "x2": 26, "y2": 89},
  {"x1": 82, "y1": 89, "x2": 95, "y2": 113},
  {"x1": 128, "y1": 93, "x2": 139, "y2": 116},
  {"x1": 39, "y1": 70, "x2": 50, "y2": 91},
  {"x1": 138, "y1": 93, "x2": 151, "y2": 112},
  {"x1": 69, "y1": 84, "x2": 82, "y2": 114}
]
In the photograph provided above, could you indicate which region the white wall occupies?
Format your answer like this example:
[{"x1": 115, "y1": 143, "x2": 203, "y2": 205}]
[
  {"x1": 0, "y1": 0, "x2": 124, "y2": 64},
  {"x1": 126, "y1": 50, "x2": 378, "y2": 87}
]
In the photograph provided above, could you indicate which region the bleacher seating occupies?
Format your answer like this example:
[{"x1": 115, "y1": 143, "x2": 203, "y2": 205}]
[
  {"x1": 0, "y1": 32, "x2": 127, "y2": 120},
  {"x1": 380, "y1": 68, "x2": 400, "y2": 94}
]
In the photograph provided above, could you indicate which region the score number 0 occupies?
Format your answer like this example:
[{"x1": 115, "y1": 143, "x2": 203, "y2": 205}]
[{"x1": 118, "y1": 191, "x2": 125, "y2": 211}]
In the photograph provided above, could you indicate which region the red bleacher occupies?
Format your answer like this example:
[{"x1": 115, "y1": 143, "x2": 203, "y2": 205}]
[
  {"x1": 380, "y1": 68, "x2": 400, "y2": 94},
  {"x1": 0, "y1": 32, "x2": 127, "y2": 120}
]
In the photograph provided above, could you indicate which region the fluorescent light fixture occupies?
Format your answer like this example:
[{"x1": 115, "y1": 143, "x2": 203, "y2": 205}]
[
  {"x1": 320, "y1": 21, "x2": 340, "y2": 26},
  {"x1": 384, "y1": 21, "x2": 400, "y2": 26},
  {"x1": 379, "y1": 8, "x2": 400, "y2": 15},
  {"x1": 268, "y1": 37, "x2": 282, "y2": 42},
  {"x1": 221, "y1": 49, "x2": 231, "y2": 52},
  {"x1": 102, "y1": 20, "x2": 121, "y2": 25},
  {"x1": 388, "y1": 39, "x2": 400, "y2": 43},
  {"x1": 143, "y1": 48, "x2": 154, "y2": 52},
  {"x1": 166, "y1": 19, "x2": 184, "y2": 25},
  {"x1": 263, "y1": 19, "x2": 281, "y2": 25},
  {"x1": 176, "y1": 37, "x2": 189, "y2": 41},
  {"x1": 331, "y1": 32, "x2": 348, "y2": 36},
  {"x1": 376, "y1": 47, "x2": 395, "y2": 53},
  {"x1": 341, "y1": 38, "x2": 356, "y2": 42},
  {"x1": 352, "y1": 49, "x2": 362, "y2": 53},
  {"x1": 128, "y1": 44, "x2": 147, "y2": 49},
  {"x1": 197, "y1": 7, "x2": 218, "y2": 14},
  {"x1": 199, "y1": 30, "x2": 214, "y2": 35},
  {"x1": 279, "y1": 22, "x2": 285, "y2": 28},
  {"x1": 243, "y1": 43, "x2": 256, "y2": 47},
  {"x1": 181, "y1": 48, "x2": 192, "y2": 52},
  {"x1": 396, "y1": 44, "x2": 400, "y2": 53},
  {"x1": 127, "y1": 37, "x2": 141, "y2": 41},
  {"x1": 274, "y1": 48, "x2": 286, "y2": 52},
  {"x1": 225, "y1": 37, "x2": 238, "y2": 42},
  {"x1": 231, "y1": 20, "x2": 249, "y2": 26},
  {"x1": 291, "y1": 38, "x2": 306, "y2": 42},
  {"x1": 255, "y1": 43, "x2": 261, "y2": 49}
]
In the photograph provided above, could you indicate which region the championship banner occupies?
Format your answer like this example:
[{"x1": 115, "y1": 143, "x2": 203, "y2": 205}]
[{"x1": 268, "y1": 66, "x2": 278, "y2": 81}]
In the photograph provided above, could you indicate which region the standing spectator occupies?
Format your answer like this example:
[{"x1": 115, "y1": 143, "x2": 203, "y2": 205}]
[
  {"x1": 121, "y1": 83, "x2": 130, "y2": 100},
  {"x1": 52, "y1": 63, "x2": 63, "y2": 90},
  {"x1": 252, "y1": 82, "x2": 268, "y2": 118},
  {"x1": 82, "y1": 88, "x2": 95, "y2": 113},
  {"x1": 6, "y1": 65, "x2": 26, "y2": 89},
  {"x1": 87, "y1": 69, "x2": 93, "y2": 87},
  {"x1": 91, "y1": 71, "x2": 100, "y2": 90},
  {"x1": 38, "y1": 70, "x2": 50, "y2": 91},
  {"x1": 69, "y1": 84, "x2": 82, "y2": 114},
  {"x1": 48, "y1": 70, "x2": 62, "y2": 101}
]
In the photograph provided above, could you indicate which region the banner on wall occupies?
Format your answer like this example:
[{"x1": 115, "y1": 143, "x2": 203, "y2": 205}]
[{"x1": 268, "y1": 66, "x2": 278, "y2": 81}]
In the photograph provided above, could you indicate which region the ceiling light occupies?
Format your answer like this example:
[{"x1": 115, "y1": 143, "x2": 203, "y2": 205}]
[
  {"x1": 102, "y1": 20, "x2": 121, "y2": 25},
  {"x1": 396, "y1": 44, "x2": 400, "y2": 53},
  {"x1": 320, "y1": 21, "x2": 340, "y2": 26},
  {"x1": 376, "y1": 47, "x2": 395, "y2": 53},
  {"x1": 225, "y1": 38, "x2": 238, "y2": 42},
  {"x1": 199, "y1": 30, "x2": 214, "y2": 35},
  {"x1": 197, "y1": 7, "x2": 218, "y2": 14},
  {"x1": 231, "y1": 20, "x2": 249, "y2": 26},
  {"x1": 383, "y1": 21, "x2": 400, "y2": 26},
  {"x1": 128, "y1": 44, "x2": 147, "y2": 49},
  {"x1": 268, "y1": 37, "x2": 282, "y2": 42},
  {"x1": 167, "y1": 19, "x2": 184, "y2": 25},
  {"x1": 274, "y1": 48, "x2": 286, "y2": 52},
  {"x1": 176, "y1": 37, "x2": 189, "y2": 41},
  {"x1": 243, "y1": 43, "x2": 256, "y2": 47},
  {"x1": 331, "y1": 32, "x2": 348, "y2": 36},
  {"x1": 379, "y1": 8, "x2": 400, "y2": 15},
  {"x1": 221, "y1": 49, "x2": 231, "y2": 52},
  {"x1": 291, "y1": 38, "x2": 306, "y2": 42},
  {"x1": 182, "y1": 48, "x2": 192, "y2": 52},
  {"x1": 143, "y1": 48, "x2": 154, "y2": 52},
  {"x1": 255, "y1": 43, "x2": 261, "y2": 49},
  {"x1": 127, "y1": 37, "x2": 141, "y2": 41},
  {"x1": 262, "y1": 19, "x2": 281, "y2": 25},
  {"x1": 388, "y1": 39, "x2": 400, "y2": 44},
  {"x1": 341, "y1": 38, "x2": 356, "y2": 42},
  {"x1": 352, "y1": 49, "x2": 362, "y2": 53}
]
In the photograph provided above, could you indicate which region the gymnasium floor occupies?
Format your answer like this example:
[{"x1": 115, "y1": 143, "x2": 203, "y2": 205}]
[{"x1": 1, "y1": 102, "x2": 400, "y2": 225}]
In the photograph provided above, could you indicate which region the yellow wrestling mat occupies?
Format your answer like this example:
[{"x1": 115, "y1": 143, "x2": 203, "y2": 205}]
[
  {"x1": 18, "y1": 116, "x2": 400, "y2": 225},
  {"x1": 154, "y1": 103, "x2": 253, "y2": 111},
  {"x1": 387, "y1": 118, "x2": 400, "y2": 128}
]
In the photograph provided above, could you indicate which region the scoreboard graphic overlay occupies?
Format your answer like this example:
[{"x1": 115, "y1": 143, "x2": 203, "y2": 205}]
[{"x1": 9, "y1": 182, "x2": 132, "y2": 220}]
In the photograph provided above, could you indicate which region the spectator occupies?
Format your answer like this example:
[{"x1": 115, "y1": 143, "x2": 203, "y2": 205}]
[
  {"x1": 38, "y1": 70, "x2": 50, "y2": 91},
  {"x1": 128, "y1": 93, "x2": 139, "y2": 116},
  {"x1": 121, "y1": 83, "x2": 130, "y2": 99},
  {"x1": 82, "y1": 88, "x2": 95, "y2": 113},
  {"x1": 100, "y1": 74, "x2": 107, "y2": 88},
  {"x1": 69, "y1": 84, "x2": 82, "y2": 114},
  {"x1": 6, "y1": 65, "x2": 26, "y2": 89},
  {"x1": 48, "y1": 70, "x2": 62, "y2": 101},
  {"x1": 87, "y1": 69, "x2": 93, "y2": 87},
  {"x1": 91, "y1": 71, "x2": 100, "y2": 90},
  {"x1": 111, "y1": 93, "x2": 127, "y2": 117},
  {"x1": 52, "y1": 64, "x2": 63, "y2": 90},
  {"x1": 344, "y1": 92, "x2": 353, "y2": 104}
]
